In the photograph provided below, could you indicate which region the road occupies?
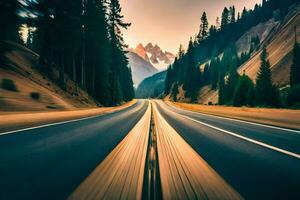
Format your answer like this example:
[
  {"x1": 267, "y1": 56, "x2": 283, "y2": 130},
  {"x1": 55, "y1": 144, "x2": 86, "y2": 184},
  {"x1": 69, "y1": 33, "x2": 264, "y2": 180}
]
[
  {"x1": 1, "y1": 99, "x2": 299, "y2": 200},
  {"x1": 0, "y1": 100, "x2": 148, "y2": 200},
  {"x1": 154, "y1": 100, "x2": 300, "y2": 199}
]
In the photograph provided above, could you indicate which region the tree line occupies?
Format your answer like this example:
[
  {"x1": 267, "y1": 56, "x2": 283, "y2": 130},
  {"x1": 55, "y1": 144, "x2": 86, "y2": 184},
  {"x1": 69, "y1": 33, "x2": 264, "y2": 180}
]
[
  {"x1": 0, "y1": 0, "x2": 134, "y2": 106},
  {"x1": 165, "y1": 0, "x2": 300, "y2": 108}
]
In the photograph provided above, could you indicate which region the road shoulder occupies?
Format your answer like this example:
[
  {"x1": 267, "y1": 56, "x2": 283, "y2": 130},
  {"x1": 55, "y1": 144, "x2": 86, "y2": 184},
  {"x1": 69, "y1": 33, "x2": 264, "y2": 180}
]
[
  {"x1": 0, "y1": 100, "x2": 137, "y2": 133},
  {"x1": 167, "y1": 101, "x2": 300, "y2": 130}
]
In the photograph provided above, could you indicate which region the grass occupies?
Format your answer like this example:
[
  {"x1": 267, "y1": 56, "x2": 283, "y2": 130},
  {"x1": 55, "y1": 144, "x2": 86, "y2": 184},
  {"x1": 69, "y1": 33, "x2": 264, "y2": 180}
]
[{"x1": 1, "y1": 78, "x2": 18, "y2": 92}]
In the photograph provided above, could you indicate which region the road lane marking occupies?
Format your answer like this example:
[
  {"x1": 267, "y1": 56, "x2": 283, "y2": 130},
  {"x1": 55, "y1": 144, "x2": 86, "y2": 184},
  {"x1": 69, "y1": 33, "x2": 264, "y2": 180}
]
[
  {"x1": 166, "y1": 102, "x2": 300, "y2": 134},
  {"x1": 68, "y1": 102, "x2": 151, "y2": 200},
  {"x1": 0, "y1": 101, "x2": 142, "y2": 136},
  {"x1": 152, "y1": 102, "x2": 242, "y2": 200},
  {"x1": 179, "y1": 114, "x2": 300, "y2": 159}
]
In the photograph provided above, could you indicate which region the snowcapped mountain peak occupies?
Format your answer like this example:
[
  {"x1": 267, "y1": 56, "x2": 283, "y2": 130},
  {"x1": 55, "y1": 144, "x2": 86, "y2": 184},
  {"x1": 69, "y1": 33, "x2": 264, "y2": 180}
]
[
  {"x1": 133, "y1": 42, "x2": 175, "y2": 71},
  {"x1": 135, "y1": 43, "x2": 149, "y2": 62},
  {"x1": 145, "y1": 43, "x2": 154, "y2": 49}
]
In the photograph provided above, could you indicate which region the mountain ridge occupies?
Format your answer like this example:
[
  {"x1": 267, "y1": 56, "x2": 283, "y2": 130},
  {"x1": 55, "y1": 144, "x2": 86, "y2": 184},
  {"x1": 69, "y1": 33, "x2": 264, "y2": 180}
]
[{"x1": 132, "y1": 43, "x2": 175, "y2": 71}]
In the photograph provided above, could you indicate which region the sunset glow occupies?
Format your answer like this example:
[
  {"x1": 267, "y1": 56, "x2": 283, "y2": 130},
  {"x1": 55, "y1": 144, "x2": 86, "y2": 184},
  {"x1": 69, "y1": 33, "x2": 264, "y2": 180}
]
[{"x1": 120, "y1": 0, "x2": 262, "y2": 53}]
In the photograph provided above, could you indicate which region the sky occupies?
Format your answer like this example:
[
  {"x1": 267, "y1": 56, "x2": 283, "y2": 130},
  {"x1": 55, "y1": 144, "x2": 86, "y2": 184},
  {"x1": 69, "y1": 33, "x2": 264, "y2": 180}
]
[{"x1": 120, "y1": 0, "x2": 262, "y2": 53}]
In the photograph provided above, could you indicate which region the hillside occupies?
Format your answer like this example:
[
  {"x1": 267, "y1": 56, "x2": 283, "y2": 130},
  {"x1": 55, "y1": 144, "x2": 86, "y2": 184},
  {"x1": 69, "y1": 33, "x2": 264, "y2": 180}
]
[
  {"x1": 136, "y1": 71, "x2": 166, "y2": 98},
  {"x1": 127, "y1": 51, "x2": 158, "y2": 87},
  {"x1": 200, "y1": 6, "x2": 300, "y2": 104},
  {"x1": 0, "y1": 41, "x2": 98, "y2": 112}
]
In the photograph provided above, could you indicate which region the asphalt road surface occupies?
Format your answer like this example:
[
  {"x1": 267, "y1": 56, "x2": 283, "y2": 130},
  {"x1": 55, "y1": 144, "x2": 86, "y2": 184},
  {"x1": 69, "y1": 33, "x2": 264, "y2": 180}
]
[
  {"x1": 154, "y1": 100, "x2": 300, "y2": 200},
  {"x1": 1, "y1": 99, "x2": 299, "y2": 200},
  {"x1": 0, "y1": 100, "x2": 148, "y2": 200}
]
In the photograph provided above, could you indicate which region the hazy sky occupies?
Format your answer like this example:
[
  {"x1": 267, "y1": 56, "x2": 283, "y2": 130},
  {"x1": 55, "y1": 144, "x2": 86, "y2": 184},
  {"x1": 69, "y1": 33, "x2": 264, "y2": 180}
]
[{"x1": 120, "y1": 0, "x2": 262, "y2": 53}]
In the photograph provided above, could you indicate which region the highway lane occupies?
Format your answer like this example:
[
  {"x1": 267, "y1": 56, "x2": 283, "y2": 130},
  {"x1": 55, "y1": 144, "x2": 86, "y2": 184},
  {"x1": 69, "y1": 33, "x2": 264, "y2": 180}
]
[
  {"x1": 69, "y1": 103, "x2": 151, "y2": 200},
  {"x1": 164, "y1": 102, "x2": 300, "y2": 154},
  {"x1": 0, "y1": 100, "x2": 148, "y2": 200},
  {"x1": 154, "y1": 100, "x2": 300, "y2": 200},
  {"x1": 152, "y1": 102, "x2": 241, "y2": 199}
]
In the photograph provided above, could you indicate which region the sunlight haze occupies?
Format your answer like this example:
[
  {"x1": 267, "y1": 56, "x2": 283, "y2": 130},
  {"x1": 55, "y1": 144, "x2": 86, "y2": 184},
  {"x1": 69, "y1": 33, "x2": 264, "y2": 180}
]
[{"x1": 120, "y1": 0, "x2": 262, "y2": 53}]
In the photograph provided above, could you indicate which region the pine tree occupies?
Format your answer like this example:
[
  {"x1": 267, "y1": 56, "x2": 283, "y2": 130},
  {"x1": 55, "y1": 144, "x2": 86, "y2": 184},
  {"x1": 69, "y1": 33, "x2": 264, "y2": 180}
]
[
  {"x1": 230, "y1": 6, "x2": 236, "y2": 23},
  {"x1": 184, "y1": 39, "x2": 201, "y2": 102},
  {"x1": 287, "y1": 30, "x2": 300, "y2": 107},
  {"x1": 178, "y1": 44, "x2": 185, "y2": 57},
  {"x1": 226, "y1": 68, "x2": 239, "y2": 104},
  {"x1": 255, "y1": 47, "x2": 281, "y2": 107},
  {"x1": 221, "y1": 7, "x2": 229, "y2": 30},
  {"x1": 233, "y1": 73, "x2": 255, "y2": 106},
  {"x1": 86, "y1": 0, "x2": 112, "y2": 105},
  {"x1": 197, "y1": 12, "x2": 209, "y2": 42},
  {"x1": 210, "y1": 57, "x2": 220, "y2": 89},
  {"x1": 203, "y1": 63, "x2": 210, "y2": 84},
  {"x1": 165, "y1": 65, "x2": 173, "y2": 94},
  {"x1": 107, "y1": 0, "x2": 134, "y2": 105}
]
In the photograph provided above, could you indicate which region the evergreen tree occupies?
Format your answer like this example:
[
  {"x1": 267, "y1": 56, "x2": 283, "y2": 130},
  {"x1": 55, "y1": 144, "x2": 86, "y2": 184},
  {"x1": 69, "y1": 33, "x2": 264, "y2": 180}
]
[
  {"x1": 221, "y1": 7, "x2": 229, "y2": 30},
  {"x1": 184, "y1": 39, "x2": 201, "y2": 102},
  {"x1": 197, "y1": 12, "x2": 209, "y2": 42},
  {"x1": 107, "y1": 0, "x2": 134, "y2": 104},
  {"x1": 255, "y1": 47, "x2": 281, "y2": 107},
  {"x1": 230, "y1": 6, "x2": 236, "y2": 23},
  {"x1": 178, "y1": 44, "x2": 185, "y2": 57},
  {"x1": 165, "y1": 64, "x2": 173, "y2": 94},
  {"x1": 287, "y1": 32, "x2": 300, "y2": 107},
  {"x1": 226, "y1": 68, "x2": 240, "y2": 104},
  {"x1": 203, "y1": 63, "x2": 210, "y2": 84},
  {"x1": 233, "y1": 73, "x2": 255, "y2": 106},
  {"x1": 209, "y1": 57, "x2": 220, "y2": 89},
  {"x1": 286, "y1": 85, "x2": 300, "y2": 107},
  {"x1": 86, "y1": 0, "x2": 112, "y2": 105}
]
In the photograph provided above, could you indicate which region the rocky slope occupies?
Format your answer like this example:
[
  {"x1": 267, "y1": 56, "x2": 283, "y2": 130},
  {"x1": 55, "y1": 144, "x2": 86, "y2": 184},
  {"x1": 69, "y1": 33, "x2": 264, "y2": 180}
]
[
  {"x1": 127, "y1": 51, "x2": 158, "y2": 87},
  {"x1": 0, "y1": 41, "x2": 98, "y2": 112},
  {"x1": 190, "y1": 6, "x2": 300, "y2": 105},
  {"x1": 132, "y1": 43, "x2": 175, "y2": 71}
]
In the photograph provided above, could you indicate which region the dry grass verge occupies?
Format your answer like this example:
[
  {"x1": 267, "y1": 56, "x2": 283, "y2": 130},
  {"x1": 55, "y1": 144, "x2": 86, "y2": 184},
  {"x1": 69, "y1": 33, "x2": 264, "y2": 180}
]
[
  {"x1": 168, "y1": 101, "x2": 300, "y2": 130},
  {"x1": 0, "y1": 100, "x2": 137, "y2": 133}
]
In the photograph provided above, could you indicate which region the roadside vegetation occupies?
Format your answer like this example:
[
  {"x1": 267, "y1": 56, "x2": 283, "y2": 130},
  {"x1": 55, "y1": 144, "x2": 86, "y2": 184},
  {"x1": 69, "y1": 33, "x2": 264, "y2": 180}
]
[
  {"x1": 0, "y1": 0, "x2": 134, "y2": 106},
  {"x1": 30, "y1": 92, "x2": 41, "y2": 100},
  {"x1": 164, "y1": 0, "x2": 300, "y2": 109},
  {"x1": 1, "y1": 78, "x2": 18, "y2": 92}
]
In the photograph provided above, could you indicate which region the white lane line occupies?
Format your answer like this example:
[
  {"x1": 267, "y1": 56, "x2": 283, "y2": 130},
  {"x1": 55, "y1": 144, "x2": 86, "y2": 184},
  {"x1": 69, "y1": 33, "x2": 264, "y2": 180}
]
[
  {"x1": 166, "y1": 102, "x2": 300, "y2": 134},
  {"x1": 179, "y1": 114, "x2": 300, "y2": 159},
  {"x1": 0, "y1": 101, "x2": 142, "y2": 136}
]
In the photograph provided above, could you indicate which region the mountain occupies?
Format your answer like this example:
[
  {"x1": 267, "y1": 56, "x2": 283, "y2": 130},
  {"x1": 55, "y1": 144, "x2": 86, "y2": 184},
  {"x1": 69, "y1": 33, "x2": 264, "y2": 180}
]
[
  {"x1": 164, "y1": 1, "x2": 300, "y2": 106},
  {"x1": 200, "y1": 6, "x2": 300, "y2": 104},
  {"x1": 127, "y1": 51, "x2": 158, "y2": 87},
  {"x1": 133, "y1": 43, "x2": 175, "y2": 71},
  {"x1": 136, "y1": 71, "x2": 166, "y2": 98}
]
